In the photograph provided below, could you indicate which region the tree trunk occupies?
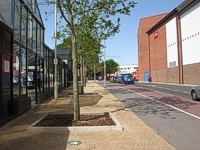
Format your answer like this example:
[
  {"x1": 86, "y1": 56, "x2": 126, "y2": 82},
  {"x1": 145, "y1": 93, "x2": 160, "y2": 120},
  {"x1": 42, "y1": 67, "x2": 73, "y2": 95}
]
[
  {"x1": 68, "y1": 10, "x2": 80, "y2": 121},
  {"x1": 80, "y1": 55, "x2": 84, "y2": 94}
]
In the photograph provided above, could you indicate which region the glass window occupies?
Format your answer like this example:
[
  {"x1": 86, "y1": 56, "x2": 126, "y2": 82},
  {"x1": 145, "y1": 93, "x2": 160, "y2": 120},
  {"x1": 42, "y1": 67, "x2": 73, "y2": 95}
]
[
  {"x1": 27, "y1": 13, "x2": 33, "y2": 49},
  {"x1": 13, "y1": 44, "x2": 27, "y2": 95},
  {"x1": 32, "y1": 20, "x2": 37, "y2": 53},
  {"x1": 44, "y1": 58, "x2": 47, "y2": 91},
  {"x1": 0, "y1": 0, "x2": 12, "y2": 28},
  {"x1": 34, "y1": 4, "x2": 43, "y2": 25},
  {"x1": 14, "y1": 0, "x2": 21, "y2": 42},
  {"x1": 23, "y1": 0, "x2": 33, "y2": 11},
  {"x1": 40, "y1": 29, "x2": 44, "y2": 57},
  {"x1": 21, "y1": 6, "x2": 27, "y2": 46},
  {"x1": 37, "y1": 24, "x2": 41, "y2": 55},
  {"x1": 21, "y1": 47, "x2": 27, "y2": 95}
]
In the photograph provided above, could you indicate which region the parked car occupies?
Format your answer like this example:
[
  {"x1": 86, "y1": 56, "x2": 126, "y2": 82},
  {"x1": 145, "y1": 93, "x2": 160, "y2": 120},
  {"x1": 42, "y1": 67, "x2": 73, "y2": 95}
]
[
  {"x1": 121, "y1": 73, "x2": 134, "y2": 84},
  {"x1": 116, "y1": 76, "x2": 122, "y2": 83},
  {"x1": 191, "y1": 86, "x2": 200, "y2": 101},
  {"x1": 113, "y1": 76, "x2": 118, "y2": 83},
  {"x1": 109, "y1": 76, "x2": 114, "y2": 82},
  {"x1": 113, "y1": 75, "x2": 122, "y2": 83},
  {"x1": 113, "y1": 76, "x2": 122, "y2": 83}
]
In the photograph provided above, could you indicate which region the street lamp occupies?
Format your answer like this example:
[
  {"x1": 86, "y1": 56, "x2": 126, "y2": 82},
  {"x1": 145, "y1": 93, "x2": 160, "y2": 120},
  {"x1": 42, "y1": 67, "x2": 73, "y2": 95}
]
[
  {"x1": 54, "y1": 0, "x2": 58, "y2": 100},
  {"x1": 104, "y1": 40, "x2": 106, "y2": 88}
]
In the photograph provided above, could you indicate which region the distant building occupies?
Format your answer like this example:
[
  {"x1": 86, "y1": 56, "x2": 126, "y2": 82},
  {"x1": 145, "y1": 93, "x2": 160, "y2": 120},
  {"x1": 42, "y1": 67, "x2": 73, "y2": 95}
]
[
  {"x1": 115, "y1": 64, "x2": 138, "y2": 76},
  {"x1": 138, "y1": 0, "x2": 200, "y2": 85}
]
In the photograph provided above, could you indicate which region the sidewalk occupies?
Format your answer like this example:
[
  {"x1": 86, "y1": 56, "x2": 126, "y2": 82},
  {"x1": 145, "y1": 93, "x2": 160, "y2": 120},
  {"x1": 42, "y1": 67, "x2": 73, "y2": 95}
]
[{"x1": 0, "y1": 82, "x2": 174, "y2": 150}]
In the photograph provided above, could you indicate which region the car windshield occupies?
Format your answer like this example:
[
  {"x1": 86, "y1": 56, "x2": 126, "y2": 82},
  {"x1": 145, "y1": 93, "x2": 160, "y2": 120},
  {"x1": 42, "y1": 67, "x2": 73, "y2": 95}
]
[{"x1": 124, "y1": 74, "x2": 132, "y2": 77}]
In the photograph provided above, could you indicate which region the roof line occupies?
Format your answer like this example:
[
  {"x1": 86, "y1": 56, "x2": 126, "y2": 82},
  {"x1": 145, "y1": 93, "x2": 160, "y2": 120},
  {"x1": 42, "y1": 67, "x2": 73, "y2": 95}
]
[{"x1": 146, "y1": 8, "x2": 177, "y2": 34}]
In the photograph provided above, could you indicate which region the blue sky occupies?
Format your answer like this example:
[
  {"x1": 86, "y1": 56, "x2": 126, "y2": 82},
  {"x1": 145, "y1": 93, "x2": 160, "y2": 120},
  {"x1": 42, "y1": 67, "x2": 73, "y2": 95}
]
[{"x1": 38, "y1": 0, "x2": 183, "y2": 65}]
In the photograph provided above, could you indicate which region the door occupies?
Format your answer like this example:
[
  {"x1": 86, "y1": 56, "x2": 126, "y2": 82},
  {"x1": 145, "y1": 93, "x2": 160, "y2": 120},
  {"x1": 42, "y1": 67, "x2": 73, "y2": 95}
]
[{"x1": 144, "y1": 72, "x2": 150, "y2": 81}]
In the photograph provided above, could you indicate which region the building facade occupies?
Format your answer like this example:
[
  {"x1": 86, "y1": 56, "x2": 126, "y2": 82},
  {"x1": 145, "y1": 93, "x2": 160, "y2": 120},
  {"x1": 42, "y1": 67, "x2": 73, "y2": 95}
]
[
  {"x1": 0, "y1": 0, "x2": 70, "y2": 126},
  {"x1": 138, "y1": 0, "x2": 200, "y2": 85},
  {"x1": 137, "y1": 13, "x2": 168, "y2": 81},
  {"x1": 115, "y1": 64, "x2": 138, "y2": 75}
]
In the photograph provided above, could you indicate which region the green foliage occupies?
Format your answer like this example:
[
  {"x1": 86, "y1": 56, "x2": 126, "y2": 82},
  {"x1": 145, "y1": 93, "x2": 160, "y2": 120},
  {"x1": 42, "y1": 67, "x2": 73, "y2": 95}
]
[
  {"x1": 100, "y1": 59, "x2": 119, "y2": 74},
  {"x1": 46, "y1": 0, "x2": 136, "y2": 120}
]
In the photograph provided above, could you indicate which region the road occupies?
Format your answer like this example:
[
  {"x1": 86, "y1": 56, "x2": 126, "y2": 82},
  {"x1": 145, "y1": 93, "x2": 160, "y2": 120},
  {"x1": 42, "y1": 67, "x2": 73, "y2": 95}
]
[
  {"x1": 134, "y1": 82, "x2": 193, "y2": 100},
  {"x1": 99, "y1": 82, "x2": 200, "y2": 150}
]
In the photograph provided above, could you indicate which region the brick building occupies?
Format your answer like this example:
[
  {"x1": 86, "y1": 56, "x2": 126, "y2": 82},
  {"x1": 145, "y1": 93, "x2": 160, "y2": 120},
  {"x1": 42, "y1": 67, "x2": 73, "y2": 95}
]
[
  {"x1": 138, "y1": 0, "x2": 200, "y2": 85},
  {"x1": 138, "y1": 13, "x2": 168, "y2": 81}
]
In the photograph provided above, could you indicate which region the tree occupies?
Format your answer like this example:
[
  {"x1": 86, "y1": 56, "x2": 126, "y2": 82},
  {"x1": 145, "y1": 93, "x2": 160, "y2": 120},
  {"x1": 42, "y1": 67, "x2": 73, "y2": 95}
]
[
  {"x1": 45, "y1": 0, "x2": 136, "y2": 121},
  {"x1": 100, "y1": 59, "x2": 119, "y2": 77}
]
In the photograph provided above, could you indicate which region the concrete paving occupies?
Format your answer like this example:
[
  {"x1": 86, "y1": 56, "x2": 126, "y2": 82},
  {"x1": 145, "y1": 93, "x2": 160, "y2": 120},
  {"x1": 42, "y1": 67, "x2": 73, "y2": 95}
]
[{"x1": 0, "y1": 82, "x2": 175, "y2": 150}]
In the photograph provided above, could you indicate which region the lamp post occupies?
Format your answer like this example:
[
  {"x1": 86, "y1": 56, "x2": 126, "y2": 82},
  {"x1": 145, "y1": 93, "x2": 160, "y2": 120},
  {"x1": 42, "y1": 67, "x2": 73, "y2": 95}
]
[
  {"x1": 104, "y1": 40, "x2": 106, "y2": 88},
  {"x1": 54, "y1": 0, "x2": 58, "y2": 100}
]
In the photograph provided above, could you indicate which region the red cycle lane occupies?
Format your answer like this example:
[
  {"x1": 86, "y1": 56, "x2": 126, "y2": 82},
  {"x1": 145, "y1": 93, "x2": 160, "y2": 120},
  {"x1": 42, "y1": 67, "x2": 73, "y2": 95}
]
[{"x1": 122, "y1": 85, "x2": 200, "y2": 118}]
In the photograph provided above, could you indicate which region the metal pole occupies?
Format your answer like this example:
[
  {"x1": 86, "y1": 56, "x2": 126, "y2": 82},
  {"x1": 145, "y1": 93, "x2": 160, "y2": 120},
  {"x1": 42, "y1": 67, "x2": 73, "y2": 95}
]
[
  {"x1": 104, "y1": 40, "x2": 106, "y2": 88},
  {"x1": 54, "y1": 0, "x2": 58, "y2": 99}
]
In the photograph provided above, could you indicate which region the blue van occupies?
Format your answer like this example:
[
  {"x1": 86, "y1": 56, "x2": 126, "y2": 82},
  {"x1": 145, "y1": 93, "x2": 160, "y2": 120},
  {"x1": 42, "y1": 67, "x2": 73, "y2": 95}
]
[{"x1": 121, "y1": 73, "x2": 134, "y2": 84}]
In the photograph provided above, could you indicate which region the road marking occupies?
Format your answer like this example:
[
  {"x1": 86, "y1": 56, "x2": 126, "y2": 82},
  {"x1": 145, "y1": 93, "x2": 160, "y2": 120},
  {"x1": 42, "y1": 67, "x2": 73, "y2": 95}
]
[
  {"x1": 158, "y1": 87, "x2": 163, "y2": 88},
  {"x1": 184, "y1": 91, "x2": 190, "y2": 94},
  {"x1": 174, "y1": 89, "x2": 179, "y2": 91},
  {"x1": 121, "y1": 86, "x2": 200, "y2": 120},
  {"x1": 166, "y1": 88, "x2": 170, "y2": 90}
]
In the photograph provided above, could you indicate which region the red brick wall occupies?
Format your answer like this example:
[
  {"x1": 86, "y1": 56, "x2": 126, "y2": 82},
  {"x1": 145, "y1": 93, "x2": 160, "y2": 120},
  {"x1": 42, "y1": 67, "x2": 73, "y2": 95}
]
[
  {"x1": 138, "y1": 13, "x2": 167, "y2": 81},
  {"x1": 149, "y1": 25, "x2": 167, "y2": 82}
]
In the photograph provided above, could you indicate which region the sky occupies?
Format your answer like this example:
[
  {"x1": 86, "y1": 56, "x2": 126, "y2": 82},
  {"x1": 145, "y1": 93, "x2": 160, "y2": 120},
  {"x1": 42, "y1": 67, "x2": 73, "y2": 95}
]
[{"x1": 38, "y1": 0, "x2": 184, "y2": 66}]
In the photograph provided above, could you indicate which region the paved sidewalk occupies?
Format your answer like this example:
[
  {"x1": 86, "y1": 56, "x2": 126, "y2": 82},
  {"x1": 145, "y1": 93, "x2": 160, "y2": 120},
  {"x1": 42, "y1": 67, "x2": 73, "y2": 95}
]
[{"x1": 0, "y1": 82, "x2": 174, "y2": 150}]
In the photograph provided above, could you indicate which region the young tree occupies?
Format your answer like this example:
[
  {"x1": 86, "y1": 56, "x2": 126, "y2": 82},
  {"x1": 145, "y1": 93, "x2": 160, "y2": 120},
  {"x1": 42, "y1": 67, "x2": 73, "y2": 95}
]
[{"x1": 46, "y1": 0, "x2": 136, "y2": 121}]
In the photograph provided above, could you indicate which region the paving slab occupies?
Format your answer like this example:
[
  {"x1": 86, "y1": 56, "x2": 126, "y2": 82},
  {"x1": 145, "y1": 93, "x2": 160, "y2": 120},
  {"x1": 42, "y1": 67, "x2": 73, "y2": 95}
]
[{"x1": 0, "y1": 82, "x2": 175, "y2": 150}]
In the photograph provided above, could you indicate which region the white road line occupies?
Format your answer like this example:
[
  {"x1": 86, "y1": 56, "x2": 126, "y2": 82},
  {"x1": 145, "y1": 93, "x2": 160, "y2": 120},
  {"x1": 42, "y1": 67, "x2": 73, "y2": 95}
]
[
  {"x1": 184, "y1": 91, "x2": 190, "y2": 94},
  {"x1": 166, "y1": 88, "x2": 170, "y2": 90},
  {"x1": 174, "y1": 89, "x2": 179, "y2": 91},
  {"x1": 119, "y1": 86, "x2": 200, "y2": 120}
]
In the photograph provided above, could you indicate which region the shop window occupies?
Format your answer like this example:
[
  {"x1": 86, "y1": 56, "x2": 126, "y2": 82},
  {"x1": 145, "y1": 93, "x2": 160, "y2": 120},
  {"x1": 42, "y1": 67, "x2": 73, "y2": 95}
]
[
  {"x1": 27, "y1": 13, "x2": 33, "y2": 49},
  {"x1": 14, "y1": 0, "x2": 20, "y2": 42},
  {"x1": 37, "y1": 24, "x2": 41, "y2": 55},
  {"x1": 13, "y1": 44, "x2": 27, "y2": 95},
  {"x1": 32, "y1": 20, "x2": 37, "y2": 53},
  {"x1": 21, "y1": 6, "x2": 27, "y2": 46}
]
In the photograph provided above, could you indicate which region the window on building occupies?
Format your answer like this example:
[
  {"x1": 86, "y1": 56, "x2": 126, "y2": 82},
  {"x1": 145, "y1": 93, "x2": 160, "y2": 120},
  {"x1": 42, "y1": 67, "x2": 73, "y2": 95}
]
[
  {"x1": 169, "y1": 61, "x2": 176, "y2": 68},
  {"x1": 28, "y1": 13, "x2": 33, "y2": 49},
  {"x1": 37, "y1": 23, "x2": 41, "y2": 55},
  {"x1": 32, "y1": 20, "x2": 37, "y2": 53},
  {"x1": 21, "y1": 6, "x2": 27, "y2": 46},
  {"x1": 14, "y1": 0, "x2": 21, "y2": 43},
  {"x1": 13, "y1": 44, "x2": 27, "y2": 95}
]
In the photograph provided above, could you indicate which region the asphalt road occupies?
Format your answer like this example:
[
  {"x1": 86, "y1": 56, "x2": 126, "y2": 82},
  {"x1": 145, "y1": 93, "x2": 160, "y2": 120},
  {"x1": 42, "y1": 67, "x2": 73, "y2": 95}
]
[
  {"x1": 99, "y1": 82, "x2": 200, "y2": 150},
  {"x1": 133, "y1": 82, "x2": 193, "y2": 100}
]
